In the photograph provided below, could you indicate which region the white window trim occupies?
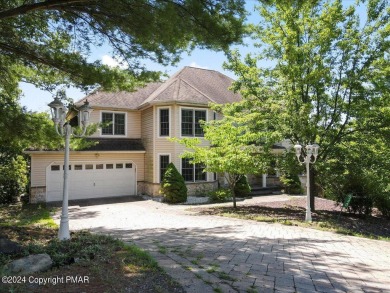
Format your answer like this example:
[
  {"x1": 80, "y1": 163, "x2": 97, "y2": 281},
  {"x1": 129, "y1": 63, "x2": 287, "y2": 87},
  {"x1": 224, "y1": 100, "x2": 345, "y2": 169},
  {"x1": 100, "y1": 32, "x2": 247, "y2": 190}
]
[
  {"x1": 179, "y1": 106, "x2": 208, "y2": 138},
  {"x1": 99, "y1": 110, "x2": 127, "y2": 137},
  {"x1": 157, "y1": 106, "x2": 172, "y2": 138},
  {"x1": 158, "y1": 153, "x2": 171, "y2": 183},
  {"x1": 180, "y1": 157, "x2": 208, "y2": 183}
]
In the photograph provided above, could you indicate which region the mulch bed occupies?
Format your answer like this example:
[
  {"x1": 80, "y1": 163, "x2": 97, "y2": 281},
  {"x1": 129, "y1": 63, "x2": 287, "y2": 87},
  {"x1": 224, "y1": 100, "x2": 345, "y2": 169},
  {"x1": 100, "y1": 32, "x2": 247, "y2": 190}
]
[{"x1": 196, "y1": 197, "x2": 390, "y2": 239}]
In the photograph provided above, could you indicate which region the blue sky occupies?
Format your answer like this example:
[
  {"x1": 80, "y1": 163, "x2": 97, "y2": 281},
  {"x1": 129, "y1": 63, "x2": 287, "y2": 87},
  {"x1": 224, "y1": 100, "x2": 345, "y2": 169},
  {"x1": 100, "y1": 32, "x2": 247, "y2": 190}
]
[{"x1": 19, "y1": 0, "x2": 363, "y2": 112}]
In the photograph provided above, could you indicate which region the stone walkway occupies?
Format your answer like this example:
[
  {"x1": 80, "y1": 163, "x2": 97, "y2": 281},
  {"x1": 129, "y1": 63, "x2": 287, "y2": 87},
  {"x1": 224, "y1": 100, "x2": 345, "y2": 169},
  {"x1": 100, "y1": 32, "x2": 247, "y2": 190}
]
[{"x1": 55, "y1": 196, "x2": 390, "y2": 293}]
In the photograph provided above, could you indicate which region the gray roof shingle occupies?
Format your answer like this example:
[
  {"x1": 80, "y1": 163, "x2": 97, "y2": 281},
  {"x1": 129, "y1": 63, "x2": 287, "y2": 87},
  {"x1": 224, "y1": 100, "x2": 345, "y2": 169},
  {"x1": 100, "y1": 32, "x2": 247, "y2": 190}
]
[
  {"x1": 139, "y1": 67, "x2": 241, "y2": 107},
  {"x1": 77, "y1": 82, "x2": 162, "y2": 109},
  {"x1": 76, "y1": 67, "x2": 241, "y2": 109},
  {"x1": 81, "y1": 138, "x2": 145, "y2": 151}
]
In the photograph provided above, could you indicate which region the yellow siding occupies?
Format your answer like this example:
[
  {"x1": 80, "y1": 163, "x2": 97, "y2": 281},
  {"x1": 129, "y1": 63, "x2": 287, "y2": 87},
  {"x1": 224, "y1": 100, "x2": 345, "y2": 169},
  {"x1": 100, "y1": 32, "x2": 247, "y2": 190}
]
[
  {"x1": 30, "y1": 152, "x2": 144, "y2": 187},
  {"x1": 128, "y1": 112, "x2": 141, "y2": 138},
  {"x1": 141, "y1": 107, "x2": 154, "y2": 182},
  {"x1": 88, "y1": 110, "x2": 101, "y2": 137}
]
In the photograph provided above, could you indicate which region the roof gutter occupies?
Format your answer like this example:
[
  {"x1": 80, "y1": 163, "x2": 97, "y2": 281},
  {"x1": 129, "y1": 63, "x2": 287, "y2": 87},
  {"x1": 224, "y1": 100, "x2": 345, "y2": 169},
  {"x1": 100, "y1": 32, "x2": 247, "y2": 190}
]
[{"x1": 24, "y1": 150, "x2": 146, "y2": 155}]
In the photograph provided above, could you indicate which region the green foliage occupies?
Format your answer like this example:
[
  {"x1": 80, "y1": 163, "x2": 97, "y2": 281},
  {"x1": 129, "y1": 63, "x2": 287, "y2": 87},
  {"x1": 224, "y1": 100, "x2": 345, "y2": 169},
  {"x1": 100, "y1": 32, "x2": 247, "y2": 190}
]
[
  {"x1": 0, "y1": 155, "x2": 28, "y2": 204},
  {"x1": 160, "y1": 163, "x2": 187, "y2": 204},
  {"x1": 175, "y1": 102, "x2": 279, "y2": 208},
  {"x1": 318, "y1": 136, "x2": 390, "y2": 217},
  {"x1": 280, "y1": 174, "x2": 303, "y2": 195},
  {"x1": 0, "y1": 203, "x2": 57, "y2": 228},
  {"x1": 27, "y1": 232, "x2": 124, "y2": 267},
  {"x1": 208, "y1": 188, "x2": 232, "y2": 203},
  {"x1": 234, "y1": 175, "x2": 251, "y2": 198},
  {"x1": 0, "y1": 0, "x2": 245, "y2": 94},
  {"x1": 224, "y1": 0, "x2": 390, "y2": 209},
  {"x1": 277, "y1": 152, "x2": 303, "y2": 195}
]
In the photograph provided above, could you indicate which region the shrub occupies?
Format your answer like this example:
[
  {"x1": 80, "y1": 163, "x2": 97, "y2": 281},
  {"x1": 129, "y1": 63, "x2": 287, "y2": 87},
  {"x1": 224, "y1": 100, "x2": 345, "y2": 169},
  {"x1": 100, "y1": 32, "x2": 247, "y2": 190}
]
[
  {"x1": 234, "y1": 175, "x2": 251, "y2": 197},
  {"x1": 27, "y1": 232, "x2": 124, "y2": 267},
  {"x1": 160, "y1": 163, "x2": 187, "y2": 204},
  {"x1": 280, "y1": 173, "x2": 303, "y2": 195},
  {"x1": 0, "y1": 155, "x2": 28, "y2": 204},
  {"x1": 375, "y1": 188, "x2": 390, "y2": 218},
  {"x1": 208, "y1": 188, "x2": 232, "y2": 203}
]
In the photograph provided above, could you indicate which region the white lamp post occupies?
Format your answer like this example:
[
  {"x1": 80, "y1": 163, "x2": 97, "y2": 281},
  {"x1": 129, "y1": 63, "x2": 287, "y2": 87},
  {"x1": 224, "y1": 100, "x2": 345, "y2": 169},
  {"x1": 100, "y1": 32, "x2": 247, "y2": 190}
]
[
  {"x1": 294, "y1": 143, "x2": 319, "y2": 222},
  {"x1": 48, "y1": 95, "x2": 92, "y2": 240}
]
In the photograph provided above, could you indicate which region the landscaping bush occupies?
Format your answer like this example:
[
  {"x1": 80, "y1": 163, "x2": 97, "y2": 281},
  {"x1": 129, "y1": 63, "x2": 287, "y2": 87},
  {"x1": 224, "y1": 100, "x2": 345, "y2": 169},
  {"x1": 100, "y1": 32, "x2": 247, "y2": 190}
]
[
  {"x1": 234, "y1": 175, "x2": 251, "y2": 197},
  {"x1": 160, "y1": 163, "x2": 187, "y2": 203},
  {"x1": 280, "y1": 173, "x2": 303, "y2": 195},
  {"x1": 276, "y1": 151, "x2": 304, "y2": 195},
  {"x1": 0, "y1": 155, "x2": 28, "y2": 204},
  {"x1": 323, "y1": 172, "x2": 375, "y2": 216},
  {"x1": 208, "y1": 188, "x2": 232, "y2": 203},
  {"x1": 375, "y1": 190, "x2": 390, "y2": 218}
]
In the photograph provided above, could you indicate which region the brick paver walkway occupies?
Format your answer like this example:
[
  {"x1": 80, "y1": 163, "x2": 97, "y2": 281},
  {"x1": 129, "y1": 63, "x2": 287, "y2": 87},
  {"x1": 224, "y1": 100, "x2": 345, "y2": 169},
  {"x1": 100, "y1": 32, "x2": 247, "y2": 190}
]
[{"x1": 57, "y1": 197, "x2": 390, "y2": 293}]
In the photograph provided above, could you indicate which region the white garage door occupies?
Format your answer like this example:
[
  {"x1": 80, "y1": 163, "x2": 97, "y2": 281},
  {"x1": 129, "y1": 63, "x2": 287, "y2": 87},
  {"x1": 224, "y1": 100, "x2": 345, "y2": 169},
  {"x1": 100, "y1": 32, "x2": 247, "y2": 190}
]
[{"x1": 46, "y1": 161, "x2": 136, "y2": 202}]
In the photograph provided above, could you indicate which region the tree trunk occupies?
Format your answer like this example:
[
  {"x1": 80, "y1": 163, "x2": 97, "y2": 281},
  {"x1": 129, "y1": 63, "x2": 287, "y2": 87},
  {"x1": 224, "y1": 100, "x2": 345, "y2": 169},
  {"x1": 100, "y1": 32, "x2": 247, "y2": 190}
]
[
  {"x1": 309, "y1": 165, "x2": 316, "y2": 212},
  {"x1": 232, "y1": 189, "x2": 237, "y2": 209}
]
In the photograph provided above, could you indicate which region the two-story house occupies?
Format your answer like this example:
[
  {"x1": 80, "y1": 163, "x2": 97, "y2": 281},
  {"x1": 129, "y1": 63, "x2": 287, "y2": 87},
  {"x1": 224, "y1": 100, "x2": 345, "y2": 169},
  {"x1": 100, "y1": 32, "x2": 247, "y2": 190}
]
[{"x1": 26, "y1": 66, "x2": 242, "y2": 203}]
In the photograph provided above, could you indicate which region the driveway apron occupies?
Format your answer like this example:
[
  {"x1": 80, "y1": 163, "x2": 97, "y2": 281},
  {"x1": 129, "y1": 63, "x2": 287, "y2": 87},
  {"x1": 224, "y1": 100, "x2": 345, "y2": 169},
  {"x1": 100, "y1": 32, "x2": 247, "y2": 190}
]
[{"x1": 54, "y1": 199, "x2": 390, "y2": 293}]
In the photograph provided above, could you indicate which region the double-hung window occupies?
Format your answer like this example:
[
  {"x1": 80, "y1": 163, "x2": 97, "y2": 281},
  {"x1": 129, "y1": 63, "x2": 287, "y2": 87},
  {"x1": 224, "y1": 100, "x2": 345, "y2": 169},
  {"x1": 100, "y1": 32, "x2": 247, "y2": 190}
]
[
  {"x1": 181, "y1": 158, "x2": 206, "y2": 182},
  {"x1": 159, "y1": 155, "x2": 170, "y2": 182},
  {"x1": 181, "y1": 109, "x2": 206, "y2": 137},
  {"x1": 101, "y1": 112, "x2": 125, "y2": 135},
  {"x1": 159, "y1": 108, "x2": 170, "y2": 136}
]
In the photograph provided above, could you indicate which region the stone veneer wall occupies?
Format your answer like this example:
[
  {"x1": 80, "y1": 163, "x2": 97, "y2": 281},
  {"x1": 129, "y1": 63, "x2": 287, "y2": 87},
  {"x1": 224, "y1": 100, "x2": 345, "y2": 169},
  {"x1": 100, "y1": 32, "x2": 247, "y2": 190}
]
[
  {"x1": 30, "y1": 187, "x2": 46, "y2": 203},
  {"x1": 186, "y1": 182, "x2": 218, "y2": 196},
  {"x1": 140, "y1": 181, "x2": 218, "y2": 197},
  {"x1": 137, "y1": 182, "x2": 161, "y2": 196},
  {"x1": 31, "y1": 182, "x2": 219, "y2": 202}
]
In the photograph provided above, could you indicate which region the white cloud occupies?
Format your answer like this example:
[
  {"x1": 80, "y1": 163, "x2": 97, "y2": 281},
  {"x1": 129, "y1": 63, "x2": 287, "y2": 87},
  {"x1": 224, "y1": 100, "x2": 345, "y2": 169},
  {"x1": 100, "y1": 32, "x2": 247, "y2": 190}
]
[
  {"x1": 101, "y1": 55, "x2": 128, "y2": 69},
  {"x1": 189, "y1": 62, "x2": 208, "y2": 69}
]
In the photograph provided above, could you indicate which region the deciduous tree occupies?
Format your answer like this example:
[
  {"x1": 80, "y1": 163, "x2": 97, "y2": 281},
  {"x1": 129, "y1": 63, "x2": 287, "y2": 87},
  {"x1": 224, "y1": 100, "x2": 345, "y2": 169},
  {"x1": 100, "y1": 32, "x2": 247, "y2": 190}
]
[
  {"x1": 225, "y1": 0, "x2": 390, "y2": 210},
  {"x1": 176, "y1": 103, "x2": 278, "y2": 208}
]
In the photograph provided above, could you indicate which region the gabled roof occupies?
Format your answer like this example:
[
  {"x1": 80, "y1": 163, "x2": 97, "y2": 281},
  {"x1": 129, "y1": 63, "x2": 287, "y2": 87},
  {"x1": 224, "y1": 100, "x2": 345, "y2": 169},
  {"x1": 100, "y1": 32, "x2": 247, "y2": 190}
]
[
  {"x1": 139, "y1": 67, "x2": 241, "y2": 108},
  {"x1": 77, "y1": 66, "x2": 241, "y2": 110}
]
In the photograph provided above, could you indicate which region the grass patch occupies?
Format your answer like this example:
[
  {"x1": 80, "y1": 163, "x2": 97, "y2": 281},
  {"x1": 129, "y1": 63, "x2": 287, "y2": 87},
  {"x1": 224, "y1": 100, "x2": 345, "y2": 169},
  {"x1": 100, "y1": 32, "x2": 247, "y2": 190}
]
[
  {"x1": 121, "y1": 244, "x2": 159, "y2": 272},
  {"x1": 157, "y1": 244, "x2": 168, "y2": 254},
  {"x1": 246, "y1": 286, "x2": 258, "y2": 293},
  {"x1": 0, "y1": 203, "x2": 185, "y2": 293},
  {"x1": 217, "y1": 271, "x2": 236, "y2": 281},
  {"x1": 0, "y1": 202, "x2": 57, "y2": 228},
  {"x1": 206, "y1": 264, "x2": 219, "y2": 273},
  {"x1": 182, "y1": 265, "x2": 193, "y2": 271},
  {"x1": 191, "y1": 259, "x2": 200, "y2": 265}
]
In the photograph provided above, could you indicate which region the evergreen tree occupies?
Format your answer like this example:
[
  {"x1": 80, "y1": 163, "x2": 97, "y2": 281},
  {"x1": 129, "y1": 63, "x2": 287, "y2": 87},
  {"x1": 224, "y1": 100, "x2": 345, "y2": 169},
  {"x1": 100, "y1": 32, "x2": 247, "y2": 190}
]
[{"x1": 160, "y1": 163, "x2": 187, "y2": 204}]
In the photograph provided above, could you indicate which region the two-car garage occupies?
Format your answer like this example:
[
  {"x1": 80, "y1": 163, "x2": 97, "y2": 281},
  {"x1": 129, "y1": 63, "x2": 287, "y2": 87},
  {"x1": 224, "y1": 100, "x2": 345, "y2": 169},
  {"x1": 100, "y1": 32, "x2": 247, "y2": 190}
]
[{"x1": 45, "y1": 161, "x2": 137, "y2": 202}]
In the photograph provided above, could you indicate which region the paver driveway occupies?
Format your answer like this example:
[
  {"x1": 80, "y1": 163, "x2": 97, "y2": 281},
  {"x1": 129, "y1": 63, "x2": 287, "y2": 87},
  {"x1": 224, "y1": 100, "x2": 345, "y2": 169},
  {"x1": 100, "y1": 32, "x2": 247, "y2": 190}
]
[{"x1": 54, "y1": 196, "x2": 390, "y2": 293}]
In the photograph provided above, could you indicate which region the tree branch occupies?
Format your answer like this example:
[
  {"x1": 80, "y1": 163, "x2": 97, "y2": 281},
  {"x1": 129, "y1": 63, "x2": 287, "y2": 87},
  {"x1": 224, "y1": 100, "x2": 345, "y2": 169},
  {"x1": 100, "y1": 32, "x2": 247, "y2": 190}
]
[{"x1": 0, "y1": 0, "x2": 89, "y2": 19}]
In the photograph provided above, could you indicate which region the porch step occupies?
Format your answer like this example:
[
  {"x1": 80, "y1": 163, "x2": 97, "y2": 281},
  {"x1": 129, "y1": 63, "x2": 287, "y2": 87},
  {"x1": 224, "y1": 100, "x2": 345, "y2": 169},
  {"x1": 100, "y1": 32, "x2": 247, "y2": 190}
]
[{"x1": 250, "y1": 185, "x2": 283, "y2": 196}]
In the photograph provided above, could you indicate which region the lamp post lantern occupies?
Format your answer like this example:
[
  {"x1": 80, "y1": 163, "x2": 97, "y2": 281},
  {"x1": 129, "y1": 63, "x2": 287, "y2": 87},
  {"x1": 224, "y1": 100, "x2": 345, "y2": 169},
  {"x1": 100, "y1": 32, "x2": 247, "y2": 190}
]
[
  {"x1": 294, "y1": 143, "x2": 319, "y2": 222},
  {"x1": 49, "y1": 95, "x2": 92, "y2": 240}
]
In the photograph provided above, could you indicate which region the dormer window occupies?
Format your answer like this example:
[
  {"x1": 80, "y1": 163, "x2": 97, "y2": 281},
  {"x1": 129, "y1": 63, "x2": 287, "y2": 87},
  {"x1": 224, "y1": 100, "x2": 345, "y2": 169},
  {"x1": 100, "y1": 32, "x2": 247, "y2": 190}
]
[{"x1": 101, "y1": 112, "x2": 126, "y2": 135}]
